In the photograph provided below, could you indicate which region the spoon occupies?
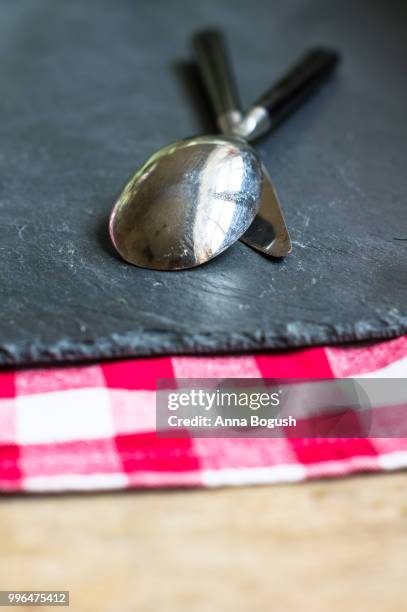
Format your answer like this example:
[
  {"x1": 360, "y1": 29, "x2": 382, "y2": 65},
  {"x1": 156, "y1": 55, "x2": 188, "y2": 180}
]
[
  {"x1": 194, "y1": 30, "x2": 340, "y2": 258},
  {"x1": 109, "y1": 38, "x2": 264, "y2": 271},
  {"x1": 109, "y1": 134, "x2": 262, "y2": 270}
]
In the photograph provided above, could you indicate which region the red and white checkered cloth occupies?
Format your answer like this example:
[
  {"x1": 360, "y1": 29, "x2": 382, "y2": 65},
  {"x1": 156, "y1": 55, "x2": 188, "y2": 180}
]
[{"x1": 0, "y1": 336, "x2": 406, "y2": 493}]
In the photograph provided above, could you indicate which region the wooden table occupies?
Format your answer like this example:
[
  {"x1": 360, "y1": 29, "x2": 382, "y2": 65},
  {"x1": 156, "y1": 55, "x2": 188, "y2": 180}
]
[{"x1": 1, "y1": 472, "x2": 406, "y2": 611}]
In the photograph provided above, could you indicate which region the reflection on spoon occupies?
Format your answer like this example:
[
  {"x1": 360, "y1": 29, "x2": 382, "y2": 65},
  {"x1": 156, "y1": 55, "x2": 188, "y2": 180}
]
[{"x1": 109, "y1": 135, "x2": 263, "y2": 270}]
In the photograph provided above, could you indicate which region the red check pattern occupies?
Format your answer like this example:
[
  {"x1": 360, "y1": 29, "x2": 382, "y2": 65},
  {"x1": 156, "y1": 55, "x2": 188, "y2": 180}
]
[{"x1": 0, "y1": 336, "x2": 406, "y2": 493}]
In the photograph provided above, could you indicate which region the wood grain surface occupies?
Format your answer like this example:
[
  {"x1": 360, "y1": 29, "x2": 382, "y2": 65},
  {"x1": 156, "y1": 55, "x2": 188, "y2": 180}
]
[{"x1": 1, "y1": 473, "x2": 406, "y2": 611}]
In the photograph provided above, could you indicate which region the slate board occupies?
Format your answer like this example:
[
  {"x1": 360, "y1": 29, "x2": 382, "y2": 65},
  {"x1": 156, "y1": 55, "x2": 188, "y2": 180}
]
[{"x1": 1, "y1": 0, "x2": 406, "y2": 367}]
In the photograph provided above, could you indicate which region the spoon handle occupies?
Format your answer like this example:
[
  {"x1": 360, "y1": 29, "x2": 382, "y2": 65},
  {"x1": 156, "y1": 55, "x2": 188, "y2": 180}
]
[
  {"x1": 237, "y1": 47, "x2": 341, "y2": 141},
  {"x1": 193, "y1": 29, "x2": 242, "y2": 133}
]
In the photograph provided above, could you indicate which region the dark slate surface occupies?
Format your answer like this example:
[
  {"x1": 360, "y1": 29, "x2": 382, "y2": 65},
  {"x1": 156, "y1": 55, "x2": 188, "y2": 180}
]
[{"x1": 1, "y1": 0, "x2": 406, "y2": 366}]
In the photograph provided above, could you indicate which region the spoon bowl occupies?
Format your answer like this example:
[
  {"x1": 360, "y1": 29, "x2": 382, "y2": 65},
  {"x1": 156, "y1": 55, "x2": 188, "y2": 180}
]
[{"x1": 109, "y1": 135, "x2": 263, "y2": 270}]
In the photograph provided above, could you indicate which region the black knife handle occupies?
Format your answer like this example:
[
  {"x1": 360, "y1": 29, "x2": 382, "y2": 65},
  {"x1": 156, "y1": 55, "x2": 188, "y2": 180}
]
[
  {"x1": 193, "y1": 29, "x2": 241, "y2": 129},
  {"x1": 256, "y1": 47, "x2": 340, "y2": 125}
]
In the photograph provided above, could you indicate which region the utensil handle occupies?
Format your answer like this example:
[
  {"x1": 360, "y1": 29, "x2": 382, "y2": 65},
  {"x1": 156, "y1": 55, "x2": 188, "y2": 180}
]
[
  {"x1": 257, "y1": 47, "x2": 340, "y2": 122},
  {"x1": 193, "y1": 29, "x2": 242, "y2": 133}
]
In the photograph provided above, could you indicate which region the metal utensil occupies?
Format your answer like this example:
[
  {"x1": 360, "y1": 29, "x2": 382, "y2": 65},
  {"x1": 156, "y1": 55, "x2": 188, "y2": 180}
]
[
  {"x1": 241, "y1": 47, "x2": 340, "y2": 256},
  {"x1": 240, "y1": 47, "x2": 340, "y2": 256},
  {"x1": 109, "y1": 134, "x2": 262, "y2": 270},
  {"x1": 194, "y1": 31, "x2": 340, "y2": 257},
  {"x1": 109, "y1": 32, "x2": 266, "y2": 272}
]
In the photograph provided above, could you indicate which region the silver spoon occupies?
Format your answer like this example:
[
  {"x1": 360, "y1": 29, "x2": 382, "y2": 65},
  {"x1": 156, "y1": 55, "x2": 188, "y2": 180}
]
[
  {"x1": 109, "y1": 34, "x2": 264, "y2": 272},
  {"x1": 109, "y1": 133, "x2": 262, "y2": 270},
  {"x1": 194, "y1": 31, "x2": 340, "y2": 258}
]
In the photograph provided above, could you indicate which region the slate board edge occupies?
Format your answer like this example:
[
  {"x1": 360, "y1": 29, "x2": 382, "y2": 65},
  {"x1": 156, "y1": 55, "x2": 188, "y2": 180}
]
[{"x1": 1, "y1": 313, "x2": 406, "y2": 368}]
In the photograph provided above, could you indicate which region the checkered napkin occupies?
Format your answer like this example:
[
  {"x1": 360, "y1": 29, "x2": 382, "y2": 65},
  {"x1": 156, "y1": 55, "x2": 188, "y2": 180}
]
[{"x1": 0, "y1": 336, "x2": 406, "y2": 493}]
